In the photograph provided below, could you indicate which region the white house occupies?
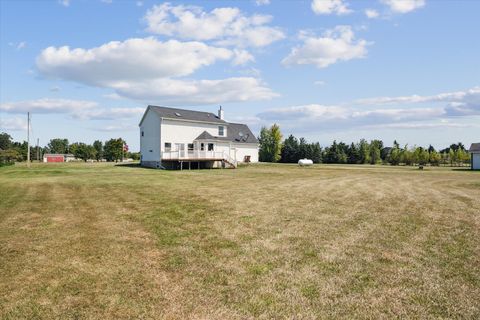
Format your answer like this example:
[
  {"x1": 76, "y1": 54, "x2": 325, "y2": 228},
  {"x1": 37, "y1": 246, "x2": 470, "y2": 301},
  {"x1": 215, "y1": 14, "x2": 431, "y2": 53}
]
[
  {"x1": 469, "y1": 143, "x2": 480, "y2": 170},
  {"x1": 139, "y1": 105, "x2": 259, "y2": 169}
]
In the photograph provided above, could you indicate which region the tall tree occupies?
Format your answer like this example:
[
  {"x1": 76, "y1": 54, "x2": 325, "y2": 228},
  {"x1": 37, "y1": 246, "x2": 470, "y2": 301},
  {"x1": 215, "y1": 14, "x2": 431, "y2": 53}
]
[
  {"x1": 0, "y1": 132, "x2": 13, "y2": 150},
  {"x1": 93, "y1": 140, "x2": 103, "y2": 161},
  {"x1": 48, "y1": 138, "x2": 69, "y2": 154},
  {"x1": 369, "y1": 140, "x2": 383, "y2": 164},
  {"x1": 388, "y1": 142, "x2": 401, "y2": 165},
  {"x1": 104, "y1": 138, "x2": 125, "y2": 162},
  {"x1": 71, "y1": 143, "x2": 96, "y2": 162},
  {"x1": 347, "y1": 142, "x2": 360, "y2": 164},
  {"x1": 358, "y1": 139, "x2": 371, "y2": 164},
  {"x1": 258, "y1": 124, "x2": 282, "y2": 162},
  {"x1": 280, "y1": 135, "x2": 300, "y2": 163},
  {"x1": 270, "y1": 124, "x2": 283, "y2": 162}
]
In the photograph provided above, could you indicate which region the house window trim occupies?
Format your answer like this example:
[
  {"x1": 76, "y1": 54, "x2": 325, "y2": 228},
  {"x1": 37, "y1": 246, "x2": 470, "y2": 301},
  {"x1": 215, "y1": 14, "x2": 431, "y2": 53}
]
[
  {"x1": 218, "y1": 126, "x2": 225, "y2": 136},
  {"x1": 164, "y1": 142, "x2": 172, "y2": 152},
  {"x1": 208, "y1": 143, "x2": 214, "y2": 151}
]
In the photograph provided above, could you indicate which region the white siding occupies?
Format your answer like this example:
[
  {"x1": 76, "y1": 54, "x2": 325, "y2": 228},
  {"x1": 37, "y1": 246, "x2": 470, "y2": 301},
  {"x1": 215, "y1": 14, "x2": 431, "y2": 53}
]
[
  {"x1": 231, "y1": 144, "x2": 259, "y2": 163},
  {"x1": 160, "y1": 119, "x2": 226, "y2": 152},
  {"x1": 140, "y1": 109, "x2": 161, "y2": 161},
  {"x1": 473, "y1": 153, "x2": 480, "y2": 170}
]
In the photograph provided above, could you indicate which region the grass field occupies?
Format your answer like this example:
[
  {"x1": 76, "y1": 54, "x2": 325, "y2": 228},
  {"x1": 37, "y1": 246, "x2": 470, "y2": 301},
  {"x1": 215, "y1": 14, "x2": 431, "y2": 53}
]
[{"x1": 1, "y1": 163, "x2": 479, "y2": 319}]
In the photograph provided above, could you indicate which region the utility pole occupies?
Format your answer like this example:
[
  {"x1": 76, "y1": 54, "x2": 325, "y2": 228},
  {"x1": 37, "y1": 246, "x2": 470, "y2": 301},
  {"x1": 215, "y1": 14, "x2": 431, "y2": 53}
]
[
  {"x1": 27, "y1": 112, "x2": 31, "y2": 168},
  {"x1": 36, "y1": 138, "x2": 40, "y2": 161}
]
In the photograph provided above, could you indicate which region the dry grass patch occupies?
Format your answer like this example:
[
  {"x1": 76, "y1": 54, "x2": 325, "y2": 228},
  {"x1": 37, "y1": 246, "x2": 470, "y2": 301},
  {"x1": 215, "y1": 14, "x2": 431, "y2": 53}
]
[{"x1": 1, "y1": 163, "x2": 479, "y2": 319}]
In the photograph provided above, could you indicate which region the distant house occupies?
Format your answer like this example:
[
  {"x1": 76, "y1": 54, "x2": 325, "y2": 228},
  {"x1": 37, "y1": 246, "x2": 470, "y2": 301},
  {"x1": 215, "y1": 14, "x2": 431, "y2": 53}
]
[
  {"x1": 43, "y1": 154, "x2": 75, "y2": 163},
  {"x1": 469, "y1": 143, "x2": 480, "y2": 170},
  {"x1": 139, "y1": 105, "x2": 259, "y2": 169}
]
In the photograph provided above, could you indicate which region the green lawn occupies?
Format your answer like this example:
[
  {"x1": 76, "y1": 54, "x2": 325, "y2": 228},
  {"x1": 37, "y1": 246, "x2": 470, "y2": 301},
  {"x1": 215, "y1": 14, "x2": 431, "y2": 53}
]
[{"x1": 1, "y1": 163, "x2": 479, "y2": 319}]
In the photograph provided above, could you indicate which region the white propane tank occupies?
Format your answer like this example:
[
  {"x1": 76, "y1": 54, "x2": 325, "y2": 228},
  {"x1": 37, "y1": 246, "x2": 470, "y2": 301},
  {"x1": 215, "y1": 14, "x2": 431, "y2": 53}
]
[{"x1": 298, "y1": 158, "x2": 313, "y2": 166}]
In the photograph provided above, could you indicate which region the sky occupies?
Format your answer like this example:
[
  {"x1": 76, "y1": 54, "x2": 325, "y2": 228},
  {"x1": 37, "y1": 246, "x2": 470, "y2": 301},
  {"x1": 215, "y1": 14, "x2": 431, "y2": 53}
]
[{"x1": 1, "y1": 0, "x2": 479, "y2": 151}]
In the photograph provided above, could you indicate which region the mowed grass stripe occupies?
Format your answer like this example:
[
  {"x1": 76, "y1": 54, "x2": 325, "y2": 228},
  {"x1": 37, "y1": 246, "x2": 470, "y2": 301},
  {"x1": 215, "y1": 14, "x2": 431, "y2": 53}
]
[{"x1": 0, "y1": 163, "x2": 479, "y2": 319}]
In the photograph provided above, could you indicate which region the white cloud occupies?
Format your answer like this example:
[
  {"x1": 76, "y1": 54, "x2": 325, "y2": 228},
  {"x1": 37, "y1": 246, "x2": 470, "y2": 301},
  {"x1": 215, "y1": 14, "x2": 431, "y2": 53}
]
[
  {"x1": 282, "y1": 26, "x2": 370, "y2": 68},
  {"x1": 8, "y1": 41, "x2": 27, "y2": 50},
  {"x1": 103, "y1": 93, "x2": 124, "y2": 100},
  {"x1": 311, "y1": 0, "x2": 352, "y2": 15},
  {"x1": 232, "y1": 49, "x2": 255, "y2": 66},
  {"x1": 0, "y1": 98, "x2": 97, "y2": 114},
  {"x1": 37, "y1": 37, "x2": 232, "y2": 84},
  {"x1": 365, "y1": 9, "x2": 379, "y2": 19},
  {"x1": 0, "y1": 117, "x2": 27, "y2": 131},
  {"x1": 314, "y1": 80, "x2": 326, "y2": 86},
  {"x1": 17, "y1": 41, "x2": 27, "y2": 50},
  {"x1": 36, "y1": 37, "x2": 277, "y2": 105},
  {"x1": 58, "y1": 0, "x2": 70, "y2": 7},
  {"x1": 381, "y1": 0, "x2": 425, "y2": 14},
  {"x1": 356, "y1": 87, "x2": 480, "y2": 106},
  {"x1": 112, "y1": 77, "x2": 278, "y2": 105},
  {"x1": 364, "y1": 122, "x2": 476, "y2": 130},
  {"x1": 257, "y1": 87, "x2": 480, "y2": 131},
  {"x1": 92, "y1": 124, "x2": 138, "y2": 132},
  {"x1": 255, "y1": 0, "x2": 271, "y2": 6},
  {"x1": 143, "y1": 3, "x2": 284, "y2": 47},
  {"x1": 0, "y1": 98, "x2": 145, "y2": 121},
  {"x1": 73, "y1": 107, "x2": 145, "y2": 120}
]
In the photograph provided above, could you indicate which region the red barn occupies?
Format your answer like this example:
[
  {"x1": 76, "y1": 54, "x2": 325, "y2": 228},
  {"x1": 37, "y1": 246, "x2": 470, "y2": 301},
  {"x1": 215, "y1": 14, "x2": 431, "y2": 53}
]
[{"x1": 43, "y1": 154, "x2": 65, "y2": 163}]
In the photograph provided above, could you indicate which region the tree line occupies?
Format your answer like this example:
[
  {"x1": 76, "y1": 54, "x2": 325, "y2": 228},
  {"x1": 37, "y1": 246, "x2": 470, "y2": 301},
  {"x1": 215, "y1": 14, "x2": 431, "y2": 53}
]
[
  {"x1": 259, "y1": 124, "x2": 471, "y2": 166},
  {"x1": 0, "y1": 132, "x2": 139, "y2": 166}
]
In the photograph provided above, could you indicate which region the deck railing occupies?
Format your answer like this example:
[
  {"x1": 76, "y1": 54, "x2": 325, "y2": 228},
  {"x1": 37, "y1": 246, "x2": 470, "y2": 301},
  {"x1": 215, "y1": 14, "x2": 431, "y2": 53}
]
[{"x1": 161, "y1": 150, "x2": 237, "y2": 167}]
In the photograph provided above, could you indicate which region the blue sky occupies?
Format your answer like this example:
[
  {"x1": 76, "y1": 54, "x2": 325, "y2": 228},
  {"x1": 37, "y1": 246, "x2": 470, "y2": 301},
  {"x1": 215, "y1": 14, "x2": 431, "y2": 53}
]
[{"x1": 1, "y1": 0, "x2": 479, "y2": 151}]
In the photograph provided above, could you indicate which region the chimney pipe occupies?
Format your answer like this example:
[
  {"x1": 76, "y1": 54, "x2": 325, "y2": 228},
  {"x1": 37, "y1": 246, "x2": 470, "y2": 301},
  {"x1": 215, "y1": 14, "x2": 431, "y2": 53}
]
[{"x1": 218, "y1": 105, "x2": 224, "y2": 120}]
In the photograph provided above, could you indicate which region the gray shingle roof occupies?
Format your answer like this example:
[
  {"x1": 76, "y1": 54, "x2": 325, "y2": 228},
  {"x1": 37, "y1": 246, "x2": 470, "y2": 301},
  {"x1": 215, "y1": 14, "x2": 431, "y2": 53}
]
[
  {"x1": 141, "y1": 105, "x2": 258, "y2": 144},
  {"x1": 227, "y1": 123, "x2": 258, "y2": 144},
  {"x1": 195, "y1": 131, "x2": 216, "y2": 140},
  {"x1": 469, "y1": 143, "x2": 480, "y2": 152},
  {"x1": 194, "y1": 124, "x2": 258, "y2": 144},
  {"x1": 149, "y1": 105, "x2": 226, "y2": 124}
]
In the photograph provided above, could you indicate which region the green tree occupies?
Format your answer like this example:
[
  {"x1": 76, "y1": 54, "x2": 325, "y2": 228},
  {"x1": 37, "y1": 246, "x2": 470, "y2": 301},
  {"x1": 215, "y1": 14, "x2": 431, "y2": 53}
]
[
  {"x1": 270, "y1": 124, "x2": 282, "y2": 162},
  {"x1": 70, "y1": 143, "x2": 96, "y2": 162},
  {"x1": 93, "y1": 140, "x2": 103, "y2": 161},
  {"x1": 280, "y1": 135, "x2": 300, "y2": 163},
  {"x1": 449, "y1": 149, "x2": 455, "y2": 166},
  {"x1": 388, "y1": 142, "x2": 401, "y2": 165},
  {"x1": 104, "y1": 138, "x2": 125, "y2": 162},
  {"x1": 48, "y1": 138, "x2": 69, "y2": 154},
  {"x1": 0, "y1": 149, "x2": 22, "y2": 166},
  {"x1": 401, "y1": 145, "x2": 414, "y2": 166},
  {"x1": 369, "y1": 140, "x2": 383, "y2": 164},
  {"x1": 0, "y1": 132, "x2": 13, "y2": 150},
  {"x1": 358, "y1": 139, "x2": 371, "y2": 164},
  {"x1": 324, "y1": 141, "x2": 347, "y2": 163},
  {"x1": 429, "y1": 151, "x2": 441, "y2": 166},
  {"x1": 259, "y1": 124, "x2": 282, "y2": 162}
]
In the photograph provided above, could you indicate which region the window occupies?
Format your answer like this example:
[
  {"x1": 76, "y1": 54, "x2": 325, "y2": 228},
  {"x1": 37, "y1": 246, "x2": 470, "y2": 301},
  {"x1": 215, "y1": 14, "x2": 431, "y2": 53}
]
[
  {"x1": 188, "y1": 143, "x2": 194, "y2": 152},
  {"x1": 208, "y1": 143, "x2": 214, "y2": 151},
  {"x1": 218, "y1": 126, "x2": 224, "y2": 136},
  {"x1": 200, "y1": 143, "x2": 205, "y2": 151},
  {"x1": 164, "y1": 143, "x2": 171, "y2": 152},
  {"x1": 141, "y1": 131, "x2": 144, "y2": 137}
]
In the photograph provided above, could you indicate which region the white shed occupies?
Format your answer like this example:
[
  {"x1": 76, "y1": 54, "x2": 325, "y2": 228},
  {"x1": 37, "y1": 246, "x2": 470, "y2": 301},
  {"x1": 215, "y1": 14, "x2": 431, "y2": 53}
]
[{"x1": 469, "y1": 143, "x2": 480, "y2": 170}]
